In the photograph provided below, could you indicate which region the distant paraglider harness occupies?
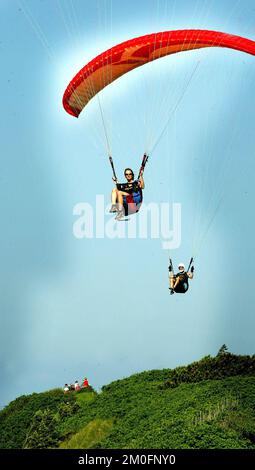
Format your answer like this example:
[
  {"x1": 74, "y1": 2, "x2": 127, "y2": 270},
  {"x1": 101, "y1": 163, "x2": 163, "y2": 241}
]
[
  {"x1": 169, "y1": 257, "x2": 194, "y2": 294},
  {"x1": 109, "y1": 153, "x2": 149, "y2": 216}
]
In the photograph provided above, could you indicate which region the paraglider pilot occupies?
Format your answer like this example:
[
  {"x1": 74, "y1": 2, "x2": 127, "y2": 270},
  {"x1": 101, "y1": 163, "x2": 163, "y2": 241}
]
[
  {"x1": 169, "y1": 260, "x2": 194, "y2": 295},
  {"x1": 109, "y1": 154, "x2": 148, "y2": 220},
  {"x1": 110, "y1": 168, "x2": 144, "y2": 220}
]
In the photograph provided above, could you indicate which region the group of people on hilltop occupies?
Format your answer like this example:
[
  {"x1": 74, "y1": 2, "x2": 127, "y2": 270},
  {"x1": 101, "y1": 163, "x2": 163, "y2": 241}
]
[{"x1": 63, "y1": 377, "x2": 89, "y2": 393}]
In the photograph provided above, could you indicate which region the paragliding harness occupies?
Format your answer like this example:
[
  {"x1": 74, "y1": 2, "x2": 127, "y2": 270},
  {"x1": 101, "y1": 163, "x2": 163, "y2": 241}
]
[
  {"x1": 109, "y1": 154, "x2": 148, "y2": 216},
  {"x1": 169, "y1": 257, "x2": 194, "y2": 294}
]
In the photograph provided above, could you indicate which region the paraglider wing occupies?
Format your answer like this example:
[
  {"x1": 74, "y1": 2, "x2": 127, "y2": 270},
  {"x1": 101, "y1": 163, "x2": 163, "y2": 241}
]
[{"x1": 63, "y1": 29, "x2": 255, "y2": 118}]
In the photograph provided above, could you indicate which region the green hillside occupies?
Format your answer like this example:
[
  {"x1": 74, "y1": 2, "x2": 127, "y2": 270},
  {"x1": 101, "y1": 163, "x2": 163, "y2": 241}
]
[{"x1": 1, "y1": 351, "x2": 255, "y2": 449}]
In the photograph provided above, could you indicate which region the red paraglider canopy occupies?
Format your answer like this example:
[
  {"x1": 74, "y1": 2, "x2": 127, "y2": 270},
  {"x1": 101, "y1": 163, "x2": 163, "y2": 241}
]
[{"x1": 63, "y1": 29, "x2": 255, "y2": 118}]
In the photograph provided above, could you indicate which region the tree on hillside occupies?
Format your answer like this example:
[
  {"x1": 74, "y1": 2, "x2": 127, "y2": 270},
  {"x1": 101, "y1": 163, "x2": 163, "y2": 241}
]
[
  {"x1": 23, "y1": 409, "x2": 59, "y2": 449},
  {"x1": 217, "y1": 344, "x2": 229, "y2": 356}
]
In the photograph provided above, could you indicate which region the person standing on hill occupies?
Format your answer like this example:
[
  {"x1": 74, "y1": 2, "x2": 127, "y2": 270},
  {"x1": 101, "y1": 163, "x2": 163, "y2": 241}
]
[
  {"x1": 83, "y1": 377, "x2": 89, "y2": 387},
  {"x1": 74, "y1": 380, "x2": 81, "y2": 391}
]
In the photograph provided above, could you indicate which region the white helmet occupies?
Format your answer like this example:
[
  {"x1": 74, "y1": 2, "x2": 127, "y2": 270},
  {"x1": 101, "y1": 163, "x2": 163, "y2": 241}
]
[{"x1": 178, "y1": 263, "x2": 185, "y2": 270}]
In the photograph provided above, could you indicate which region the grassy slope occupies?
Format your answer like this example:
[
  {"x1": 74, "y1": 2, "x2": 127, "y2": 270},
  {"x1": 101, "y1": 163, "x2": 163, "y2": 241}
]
[
  {"x1": 1, "y1": 354, "x2": 255, "y2": 449},
  {"x1": 59, "y1": 375, "x2": 255, "y2": 449}
]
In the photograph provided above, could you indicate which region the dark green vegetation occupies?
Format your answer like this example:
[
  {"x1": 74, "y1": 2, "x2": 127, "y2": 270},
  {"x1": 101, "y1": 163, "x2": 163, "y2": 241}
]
[{"x1": 1, "y1": 350, "x2": 255, "y2": 449}]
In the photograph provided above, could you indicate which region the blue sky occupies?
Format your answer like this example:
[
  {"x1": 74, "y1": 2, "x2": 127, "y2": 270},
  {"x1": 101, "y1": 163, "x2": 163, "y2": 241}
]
[{"x1": 1, "y1": 0, "x2": 255, "y2": 408}]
